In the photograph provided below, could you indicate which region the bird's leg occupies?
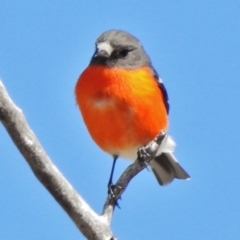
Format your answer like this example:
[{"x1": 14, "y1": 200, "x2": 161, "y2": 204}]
[
  {"x1": 108, "y1": 155, "x2": 118, "y2": 187},
  {"x1": 107, "y1": 155, "x2": 122, "y2": 208}
]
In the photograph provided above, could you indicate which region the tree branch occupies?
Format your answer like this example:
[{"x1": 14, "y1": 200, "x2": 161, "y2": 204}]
[
  {"x1": 102, "y1": 132, "x2": 165, "y2": 223},
  {"x1": 0, "y1": 80, "x2": 164, "y2": 239},
  {"x1": 0, "y1": 80, "x2": 113, "y2": 240}
]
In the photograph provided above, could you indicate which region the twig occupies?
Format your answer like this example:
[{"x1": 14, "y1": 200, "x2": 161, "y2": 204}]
[
  {"x1": 102, "y1": 132, "x2": 166, "y2": 223},
  {"x1": 0, "y1": 80, "x2": 113, "y2": 240},
  {"x1": 0, "y1": 79, "x2": 165, "y2": 240}
]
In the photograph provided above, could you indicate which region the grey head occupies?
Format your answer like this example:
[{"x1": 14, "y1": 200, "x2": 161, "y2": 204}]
[{"x1": 90, "y1": 30, "x2": 151, "y2": 69}]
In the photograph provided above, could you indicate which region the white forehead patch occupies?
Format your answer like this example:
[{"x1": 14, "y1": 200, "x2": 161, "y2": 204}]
[{"x1": 97, "y1": 42, "x2": 114, "y2": 55}]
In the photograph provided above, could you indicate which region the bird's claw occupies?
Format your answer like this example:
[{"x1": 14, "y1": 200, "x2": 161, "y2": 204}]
[
  {"x1": 108, "y1": 184, "x2": 122, "y2": 208},
  {"x1": 137, "y1": 145, "x2": 152, "y2": 163},
  {"x1": 137, "y1": 131, "x2": 166, "y2": 164}
]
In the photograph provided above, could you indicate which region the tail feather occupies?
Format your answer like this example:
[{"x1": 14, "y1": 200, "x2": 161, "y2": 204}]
[{"x1": 150, "y1": 152, "x2": 190, "y2": 186}]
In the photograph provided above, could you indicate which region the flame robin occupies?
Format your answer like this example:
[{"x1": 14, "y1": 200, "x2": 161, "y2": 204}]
[{"x1": 75, "y1": 30, "x2": 190, "y2": 186}]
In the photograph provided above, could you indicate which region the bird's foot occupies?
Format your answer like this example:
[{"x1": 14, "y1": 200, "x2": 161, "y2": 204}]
[
  {"x1": 108, "y1": 184, "x2": 122, "y2": 208},
  {"x1": 137, "y1": 146, "x2": 152, "y2": 163},
  {"x1": 137, "y1": 131, "x2": 166, "y2": 164}
]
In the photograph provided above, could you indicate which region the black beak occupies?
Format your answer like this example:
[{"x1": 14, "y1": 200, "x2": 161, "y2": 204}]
[
  {"x1": 94, "y1": 49, "x2": 110, "y2": 58},
  {"x1": 90, "y1": 42, "x2": 113, "y2": 64}
]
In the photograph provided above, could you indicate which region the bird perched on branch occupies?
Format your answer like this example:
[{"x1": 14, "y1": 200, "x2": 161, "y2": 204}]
[{"x1": 75, "y1": 29, "x2": 190, "y2": 186}]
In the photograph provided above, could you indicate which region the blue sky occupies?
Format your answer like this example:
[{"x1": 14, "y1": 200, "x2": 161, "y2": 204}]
[{"x1": 0, "y1": 1, "x2": 240, "y2": 239}]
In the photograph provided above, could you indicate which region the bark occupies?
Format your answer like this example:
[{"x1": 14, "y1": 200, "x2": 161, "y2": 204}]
[{"x1": 0, "y1": 80, "x2": 163, "y2": 240}]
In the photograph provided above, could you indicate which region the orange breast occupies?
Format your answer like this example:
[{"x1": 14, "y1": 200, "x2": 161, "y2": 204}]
[{"x1": 75, "y1": 65, "x2": 168, "y2": 157}]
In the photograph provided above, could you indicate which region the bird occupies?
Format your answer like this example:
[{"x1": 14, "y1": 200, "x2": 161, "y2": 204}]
[{"x1": 75, "y1": 29, "x2": 190, "y2": 186}]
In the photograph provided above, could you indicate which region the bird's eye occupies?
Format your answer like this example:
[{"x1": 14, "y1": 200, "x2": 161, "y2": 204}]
[{"x1": 118, "y1": 49, "x2": 129, "y2": 58}]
